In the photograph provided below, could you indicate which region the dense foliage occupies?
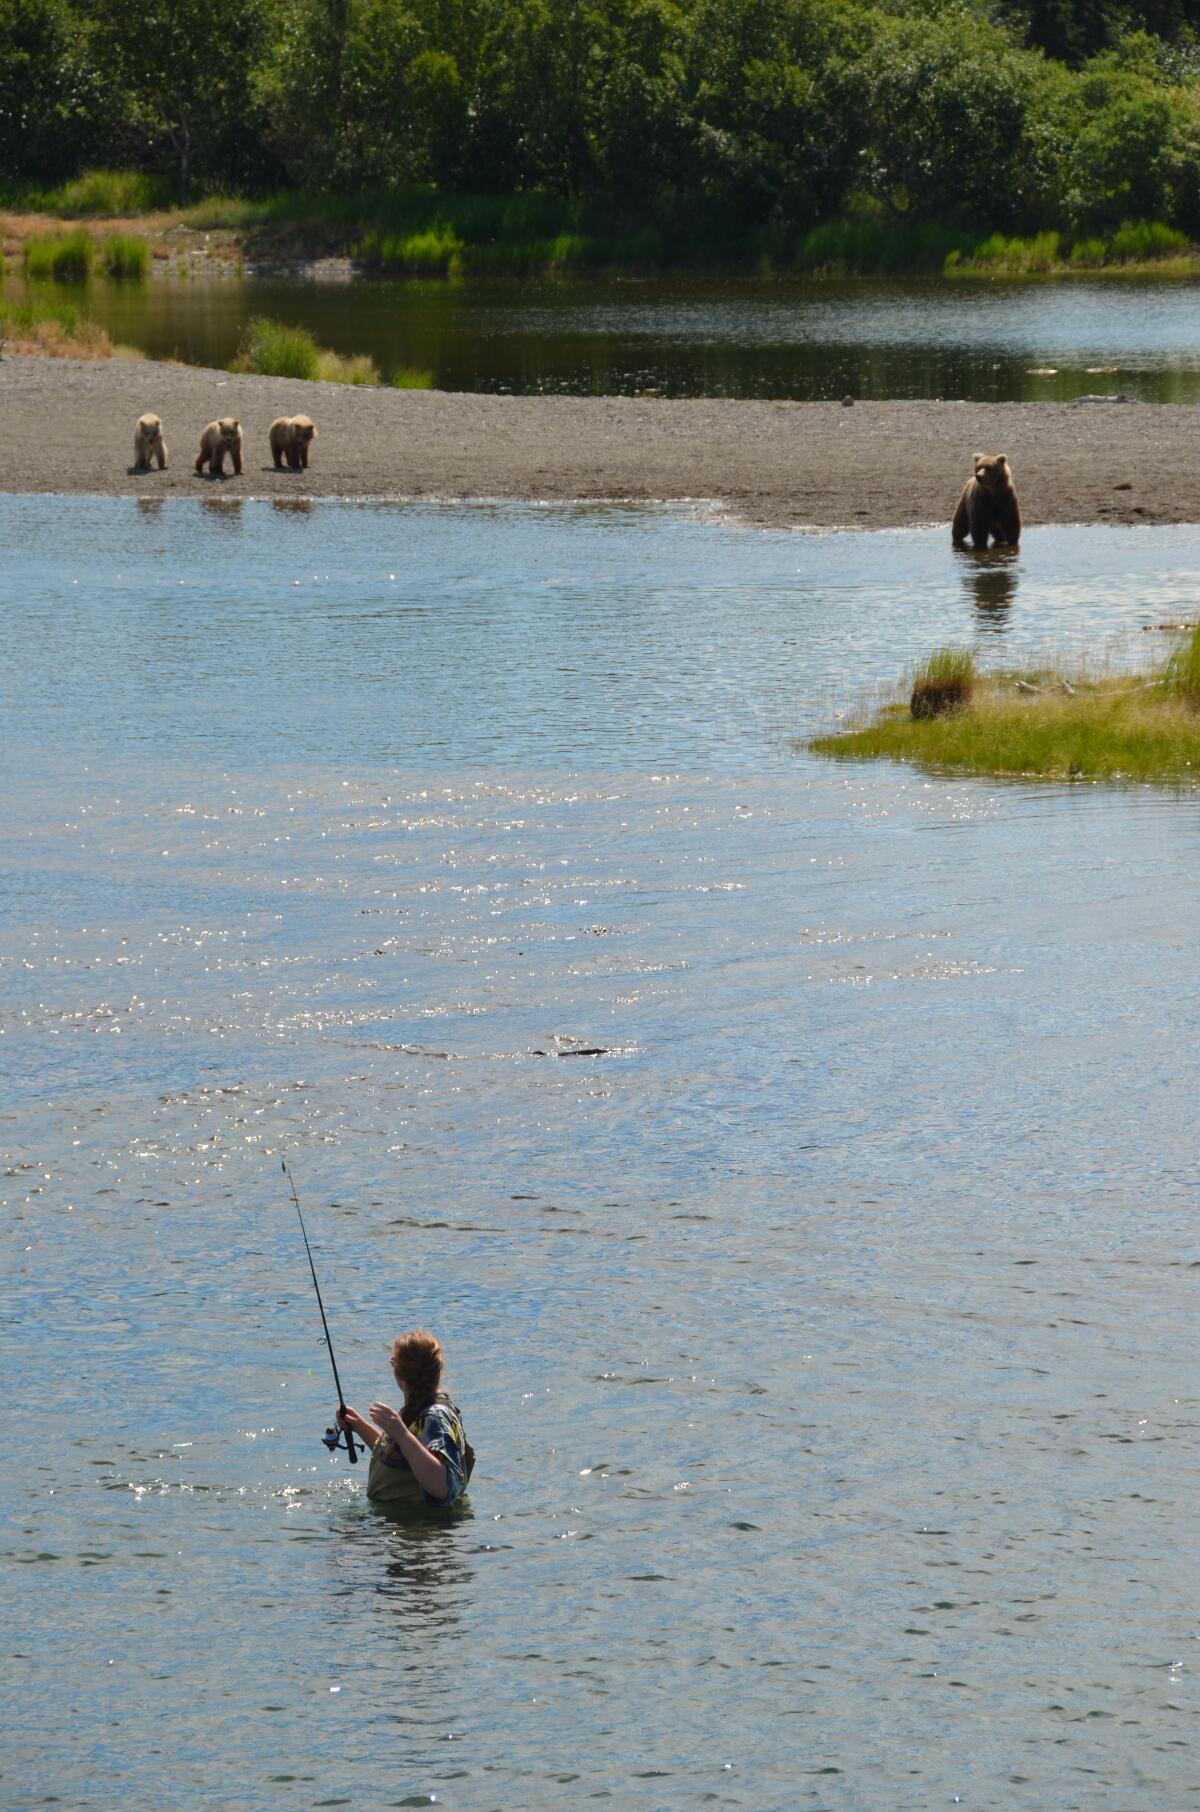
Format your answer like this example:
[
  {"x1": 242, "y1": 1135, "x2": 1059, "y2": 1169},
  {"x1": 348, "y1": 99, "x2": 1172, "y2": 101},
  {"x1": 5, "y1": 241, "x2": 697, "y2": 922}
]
[{"x1": 4, "y1": 0, "x2": 1200, "y2": 244}]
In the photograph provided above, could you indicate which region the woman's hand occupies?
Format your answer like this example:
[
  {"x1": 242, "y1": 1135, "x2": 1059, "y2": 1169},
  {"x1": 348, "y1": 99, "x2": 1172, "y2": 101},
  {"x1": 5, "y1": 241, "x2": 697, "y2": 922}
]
[
  {"x1": 369, "y1": 1401, "x2": 406, "y2": 1441},
  {"x1": 370, "y1": 1400, "x2": 448, "y2": 1499},
  {"x1": 337, "y1": 1404, "x2": 378, "y2": 1443}
]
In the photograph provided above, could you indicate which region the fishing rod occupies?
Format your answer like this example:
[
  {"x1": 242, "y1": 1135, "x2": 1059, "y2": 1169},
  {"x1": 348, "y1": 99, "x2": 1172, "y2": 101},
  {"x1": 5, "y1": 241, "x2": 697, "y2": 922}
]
[{"x1": 281, "y1": 1158, "x2": 359, "y2": 1464}]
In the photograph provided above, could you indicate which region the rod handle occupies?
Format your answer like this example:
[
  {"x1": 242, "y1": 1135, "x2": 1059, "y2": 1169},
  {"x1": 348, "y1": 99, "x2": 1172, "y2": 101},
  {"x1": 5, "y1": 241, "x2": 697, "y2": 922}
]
[{"x1": 338, "y1": 1406, "x2": 359, "y2": 1464}]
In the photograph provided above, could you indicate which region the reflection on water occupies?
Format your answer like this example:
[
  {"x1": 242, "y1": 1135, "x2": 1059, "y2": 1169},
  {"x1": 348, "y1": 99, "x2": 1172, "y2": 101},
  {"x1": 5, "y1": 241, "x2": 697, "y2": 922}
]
[
  {"x1": 3, "y1": 499, "x2": 1198, "y2": 1810},
  {"x1": 12, "y1": 269, "x2": 1200, "y2": 401},
  {"x1": 959, "y1": 544, "x2": 1021, "y2": 628}
]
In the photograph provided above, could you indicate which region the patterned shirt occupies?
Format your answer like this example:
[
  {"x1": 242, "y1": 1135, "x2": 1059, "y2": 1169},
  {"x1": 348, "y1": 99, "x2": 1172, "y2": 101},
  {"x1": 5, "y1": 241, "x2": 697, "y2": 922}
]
[{"x1": 366, "y1": 1395, "x2": 468, "y2": 1508}]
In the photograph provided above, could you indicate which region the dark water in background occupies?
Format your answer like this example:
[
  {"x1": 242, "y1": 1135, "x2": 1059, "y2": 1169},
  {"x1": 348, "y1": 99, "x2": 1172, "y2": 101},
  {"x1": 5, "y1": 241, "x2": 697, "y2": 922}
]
[
  {"x1": 2, "y1": 501, "x2": 1197, "y2": 1809},
  {"x1": 12, "y1": 269, "x2": 1200, "y2": 401}
]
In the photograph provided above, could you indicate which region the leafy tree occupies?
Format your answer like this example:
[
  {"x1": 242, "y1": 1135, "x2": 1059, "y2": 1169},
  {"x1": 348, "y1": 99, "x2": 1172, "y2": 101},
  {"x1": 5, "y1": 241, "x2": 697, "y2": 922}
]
[
  {"x1": 87, "y1": 0, "x2": 267, "y2": 200},
  {"x1": 0, "y1": 0, "x2": 109, "y2": 182},
  {"x1": 853, "y1": 9, "x2": 1045, "y2": 223},
  {"x1": 1067, "y1": 90, "x2": 1173, "y2": 222}
]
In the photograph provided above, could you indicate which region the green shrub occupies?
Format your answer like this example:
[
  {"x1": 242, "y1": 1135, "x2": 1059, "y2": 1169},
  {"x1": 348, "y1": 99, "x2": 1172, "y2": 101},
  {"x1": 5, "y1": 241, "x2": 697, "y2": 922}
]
[
  {"x1": 232, "y1": 316, "x2": 320, "y2": 379},
  {"x1": 23, "y1": 229, "x2": 94, "y2": 282},
  {"x1": 392, "y1": 366, "x2": 435, "y2": 388},
  {"x1": 232, "y1": 316, "x2": 379, "y2": 384},
  {"x1": 1108, "y1": 219, "x2": 1187, "y2": 259},
  {"x1": 49, "y1": 169, "x2": 170, "y2": 215},
  {"x1": 101, "y1": 234, "x2": 148, "y2": 279}
]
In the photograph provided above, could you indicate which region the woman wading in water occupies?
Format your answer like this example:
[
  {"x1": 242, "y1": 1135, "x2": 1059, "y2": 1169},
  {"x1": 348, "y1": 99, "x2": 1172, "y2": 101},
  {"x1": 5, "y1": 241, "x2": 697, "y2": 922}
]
[{"x1": 338, "y1": 1330, "x2": 472, "y2": 1508}]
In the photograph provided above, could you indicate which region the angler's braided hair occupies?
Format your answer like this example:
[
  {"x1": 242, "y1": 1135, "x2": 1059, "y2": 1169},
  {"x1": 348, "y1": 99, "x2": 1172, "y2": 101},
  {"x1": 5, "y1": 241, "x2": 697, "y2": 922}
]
[{"x1": 389, "y1": 1329, "x2": 444, "y2": 1417}]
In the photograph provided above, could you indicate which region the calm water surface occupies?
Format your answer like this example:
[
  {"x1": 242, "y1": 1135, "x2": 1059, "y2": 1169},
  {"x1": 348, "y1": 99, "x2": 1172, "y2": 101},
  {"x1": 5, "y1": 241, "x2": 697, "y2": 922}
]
[
  {"x1": 2, "y1": 501, "x2": 1197, "y2": 1809},
  {"x1": 12, "y1": 269, "x2": 1200, "y2": 401}
]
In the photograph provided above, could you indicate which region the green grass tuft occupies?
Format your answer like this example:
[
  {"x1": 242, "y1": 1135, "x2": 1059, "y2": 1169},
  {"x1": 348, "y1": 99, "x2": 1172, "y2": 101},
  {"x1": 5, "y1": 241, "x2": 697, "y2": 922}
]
[
  {"x1": 231, "y1": 315, "x2": 379, "y2": 385},
  {"x1": 100, "y1": 234, "x2": 148, "y2": 279},
  {"x1": 47, "y1": 169, "x2": 171, "y2": 215},
  {"x1": 316, "y1": 349, "x2": 380, "y2": 385},
  {"x1": 909, "y1": 647, "x2": 976, "y2": 718},
  {"x1": 1162, "y1": 621, "x2": 1200, "y2": 702},
  {"x1": 232, "y1": 315, "x2": 320, "y2": 379},
  {"x1": 391, "y1": 365, "x2": 435, "y2": 389},
  {"x1": 23, "y1": 229, "x2": 94, "y2": 282}
]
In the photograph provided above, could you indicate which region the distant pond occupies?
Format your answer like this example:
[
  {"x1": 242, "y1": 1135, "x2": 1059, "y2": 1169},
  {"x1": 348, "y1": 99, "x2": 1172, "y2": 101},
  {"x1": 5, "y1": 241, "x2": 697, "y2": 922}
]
[{"x1": 11, "y1": 267, "x2": 1200, "y2": 401}]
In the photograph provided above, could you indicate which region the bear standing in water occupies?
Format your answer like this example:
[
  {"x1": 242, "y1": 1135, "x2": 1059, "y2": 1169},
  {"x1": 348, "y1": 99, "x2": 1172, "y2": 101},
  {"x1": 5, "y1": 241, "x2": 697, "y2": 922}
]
[{"x1": 952, "y1": 453, "x2": 1021, "y2": 549}]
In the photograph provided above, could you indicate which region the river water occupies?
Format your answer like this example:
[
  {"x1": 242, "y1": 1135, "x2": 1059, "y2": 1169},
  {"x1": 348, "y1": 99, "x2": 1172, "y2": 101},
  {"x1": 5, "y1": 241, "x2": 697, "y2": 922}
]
[
  {"x1": 2, "y1": 500, "x2": 1197, "y2": 1809},
  {"x1": 12, "y1": 269, "x2": 1200, "y2": 401}
]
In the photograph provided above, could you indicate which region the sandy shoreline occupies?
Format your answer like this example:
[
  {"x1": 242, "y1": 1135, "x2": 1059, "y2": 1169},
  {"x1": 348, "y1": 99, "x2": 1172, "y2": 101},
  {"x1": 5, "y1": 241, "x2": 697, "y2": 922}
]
[{"x1": 2, "y1": 353, "x2": 1198, "y2": 530}]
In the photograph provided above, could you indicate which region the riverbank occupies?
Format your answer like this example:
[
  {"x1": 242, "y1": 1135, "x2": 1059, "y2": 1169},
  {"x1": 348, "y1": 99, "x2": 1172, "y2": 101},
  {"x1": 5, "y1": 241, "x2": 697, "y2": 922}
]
[
  {"x1": 2, "y1": 354, "x2": 1198, "y2": 529},
  {"x1": 7, "y1": 195, "x2": 1200, "y2": 282}
]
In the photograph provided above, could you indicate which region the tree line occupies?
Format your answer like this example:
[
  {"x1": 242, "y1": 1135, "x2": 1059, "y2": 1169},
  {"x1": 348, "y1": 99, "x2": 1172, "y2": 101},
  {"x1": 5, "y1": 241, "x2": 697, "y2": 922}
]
[{"x1": 5, "y1": 0, "x2": 1200, "y2": 245}]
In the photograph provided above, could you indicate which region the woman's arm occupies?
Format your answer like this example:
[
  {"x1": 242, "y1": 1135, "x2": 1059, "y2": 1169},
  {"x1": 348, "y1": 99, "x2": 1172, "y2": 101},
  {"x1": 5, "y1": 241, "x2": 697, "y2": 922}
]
[{"x1": 370, "y1": 1401, "x2": 449, "y2": 1500}]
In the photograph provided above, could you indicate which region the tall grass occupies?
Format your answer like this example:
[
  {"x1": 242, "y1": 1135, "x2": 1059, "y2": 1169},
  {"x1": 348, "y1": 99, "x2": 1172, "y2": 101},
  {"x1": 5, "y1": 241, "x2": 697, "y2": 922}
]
[
  {"x1": 23, "y1": 229, "x2": 94, "y2": 281},
  {"x1": 949, "y1": 220, "x2": 1191, "y2": 275},
  {"x1": 232, "y1": 315, "x2": 380, "y2": 384},
  {"x1": 798, "y1": 217, "x2": 967, "y2": 274},
  {"x1": 100, "y1": 234, "x2": 148, "y2": 279},
  {"x1": 1163, "y1": 622, "x2": 1200, "y2": 701},
  {"x1": 949, "y1": 230, "x2": 1061, "y2": 273},
  {"x1": 909, "y1": 647, "x2": 976, "y2": 718},
  {"x1": 0, "y1": 298, "x2": 111, "y2": 357},
  {"x1": 49, "y1": 169, "x2": 171, "y2": 215},
  {"x1": 319, "y1": 350, "x2": 379, "y2": 384},
  {"x1": 392, "y1": 365, "x2": 435, "y2": 388},
  {"x1": 355, "y1": 224, "x2": 464, "y2": 275}
]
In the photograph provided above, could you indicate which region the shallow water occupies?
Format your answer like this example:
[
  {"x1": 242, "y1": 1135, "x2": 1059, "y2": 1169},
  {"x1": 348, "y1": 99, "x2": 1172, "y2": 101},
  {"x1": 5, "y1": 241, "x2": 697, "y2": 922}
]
[
  {"x1": 2, "y1": 502, "x2": 1197, "y2": 1809},
  {"x1": 14, "y1": 270, "x2": 1200, "y2": 401}
]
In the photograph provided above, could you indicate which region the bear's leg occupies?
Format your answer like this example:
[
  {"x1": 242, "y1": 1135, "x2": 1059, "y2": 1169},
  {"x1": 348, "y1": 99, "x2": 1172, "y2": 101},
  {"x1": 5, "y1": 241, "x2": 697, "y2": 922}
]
[
  {"x1": 195, "y1": 450, "x2": 207, "y2": 474},
  {"x1": 212, "y1": 448, "x2": 226, "y2": 476},
  {"x1": 156, "y1": 443, "x2": 167, "y2": 470},
  {"x1": 299, "y1": 443, "x2": 309, "y2": 469},
  {"x1": 232, "y1": 448, "x2": 242, "y2": 476},
  {"x1": 273, "y1": 446, "x2": 285, "y2": 469}
]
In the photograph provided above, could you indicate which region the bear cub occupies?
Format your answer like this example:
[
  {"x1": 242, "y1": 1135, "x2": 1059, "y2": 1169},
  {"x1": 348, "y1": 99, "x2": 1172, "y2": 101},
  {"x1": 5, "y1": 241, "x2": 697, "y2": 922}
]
[
  {"x1": 134, "y1": 413, "x2": 168, "y2": 470},
  {"x1": 269, "y1": 415, "x2": 317, "y2": 470},
  {"x1": 196, "y1": 418, "x2": 243, "y2": 477},
  {"x1": 952, "y1": 453, "x2": 1020, "y2": 549}
]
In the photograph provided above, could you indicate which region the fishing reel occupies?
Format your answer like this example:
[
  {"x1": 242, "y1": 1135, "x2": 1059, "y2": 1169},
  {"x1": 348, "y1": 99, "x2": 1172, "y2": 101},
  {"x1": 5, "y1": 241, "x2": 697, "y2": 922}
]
[{"x1": 321, "y1": 1420, "x2": 360, "y2": 1463}]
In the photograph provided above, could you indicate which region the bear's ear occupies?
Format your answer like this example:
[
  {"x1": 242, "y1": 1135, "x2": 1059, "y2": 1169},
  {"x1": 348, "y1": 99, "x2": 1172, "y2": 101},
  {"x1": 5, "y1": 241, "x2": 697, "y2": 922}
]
[
  {"x1": 997, "y1": 453, "x2": 1008, "y2": 465},
  {"x1": 973, "y1": 451, "x2": 986, "y2": 464}
]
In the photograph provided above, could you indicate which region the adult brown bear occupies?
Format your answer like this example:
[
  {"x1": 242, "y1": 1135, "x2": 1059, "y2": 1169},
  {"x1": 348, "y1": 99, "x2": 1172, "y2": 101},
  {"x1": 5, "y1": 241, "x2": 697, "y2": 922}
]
[
  {"x1": 195, "y1": 418, "x2": 243, "y2": 477},
  {"x1": 269, "y1": 415, "x2": 317, "y2": 470},
  {"x1": 952, "y1": 453, "x2": 1021, "y2": 549}
]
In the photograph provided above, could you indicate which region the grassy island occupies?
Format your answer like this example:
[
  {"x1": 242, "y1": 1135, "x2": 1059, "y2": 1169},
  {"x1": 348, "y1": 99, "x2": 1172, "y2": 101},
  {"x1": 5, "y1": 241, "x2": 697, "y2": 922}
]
[{"x1": 810, "y1": 634, "x2": 1200, "y2": 786}]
